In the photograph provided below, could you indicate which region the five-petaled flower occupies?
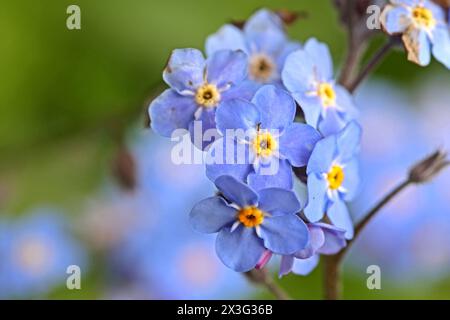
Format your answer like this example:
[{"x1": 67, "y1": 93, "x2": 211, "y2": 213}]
[
  {"x1": 149, "y1": 48, "x2": 252, "y2": 150},
  {"x1": 381, "y1": 0, "x2": 450, "y2": 69},
  {"x1": 282, "y1": 38, "x2": 358, "y2": 137},
  {"x1": 304, "y1": 121, "x2": 362, "y2": 239},
  {"x1": 206, "y1": 9, "x2": 301, "y2": 85},
  {"x1": 206, "y1": 85, "x2": 321, "y2": 191},
  {"x1": 190, "y1": 175, "x2": 309, "y2": 272}
]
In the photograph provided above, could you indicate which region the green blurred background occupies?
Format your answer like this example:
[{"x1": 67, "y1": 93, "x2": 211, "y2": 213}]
[{"x1": 1, "y1": 0, "x2": 449, "y2": 299}]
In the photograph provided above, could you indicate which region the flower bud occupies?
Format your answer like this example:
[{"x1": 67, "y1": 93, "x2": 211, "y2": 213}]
[{"x1": 409, "y1": 149, "x2": 449, "y2": 183}]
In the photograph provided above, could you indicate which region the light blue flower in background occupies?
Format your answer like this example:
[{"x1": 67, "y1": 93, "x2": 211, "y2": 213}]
[
  {"x1": 206, "y1": 8, "x2": 301, "y2": 86},
  {"x1": 206, "y1": 85, "x2": 321, "y2": 191},
  {"x1": 381, "y1": 0, "x2": 450, "y2": 68},
  {"x1": 304, "y1": 121, "x2": 362, "y2": 239},
  {"x1": 0, "y1": 210, "x2": 86, "y2": 298},
  {"x1": 149, "y1": 48, "x2": 252, "y2": 150},
  {"x1": 190, "y1": 175, "x2": 309, "y2": 272},
  {"x1": 282, "y1": 38, "x2": 358, "y2": 136}
]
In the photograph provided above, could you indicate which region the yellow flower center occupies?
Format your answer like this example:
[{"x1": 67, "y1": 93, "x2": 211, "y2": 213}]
[
  {"x1": 317, "y1": 82, "x2": 336, "y2": 107},
  {"x1": 252, "y1": 131, "x2": 278, "y2": 158},
  {"x1": 327, "y1": 165, "x2": 345, "y2": 190},
  {"x1": 237, "y1": 206, "x2": 265, "y2": 228},
  {"x1": 412, "y1": 6, "x2": 435, "y2": 29},
  {"x1": 195, "y1": 83, "x2": 221, "y2": 108},
  {"x1": 249, "y1": 54, "x2": 275, "y2": 83}
]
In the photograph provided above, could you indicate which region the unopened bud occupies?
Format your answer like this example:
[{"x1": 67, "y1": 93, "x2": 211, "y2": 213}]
[{"x1": 409, "y1": 149, "x2": 449, "y2": 183}]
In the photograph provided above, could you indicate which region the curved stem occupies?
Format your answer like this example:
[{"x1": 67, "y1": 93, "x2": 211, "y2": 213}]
[{"x1": 246, "y1": 269, "x2": 291, "y2": 300}]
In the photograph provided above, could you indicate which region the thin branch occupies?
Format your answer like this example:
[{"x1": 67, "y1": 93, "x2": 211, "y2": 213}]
[
  {"x1": 245, "y1": 269, "x2": 291, "y2": 300},
  {"x1": 347, "y1": 39, "x2": 396, "y2": 92}
]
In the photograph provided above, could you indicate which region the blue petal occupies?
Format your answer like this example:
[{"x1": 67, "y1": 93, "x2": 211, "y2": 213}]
[
  {"x1": 216, "y1": 225, "x2": 265, "y2": 272},
  {"x1": 215, "y1": 99, "x2": 260, "y2": 134},
  {"x1": 402, "y1": 27, "x2": 431, "y2": 66},
  {"x1": 215, "y1": 175, "x2": 259, "y2": 208},
  {"x1": 295, "y1": 223, "x2": 325, "y2": 259},
  {"x1": 381, "y1": 5, "x2": 411, "y2": 34},
  {"x1": 327, "y1": 200, "x2": 354, "y2": 239},
  {"x1": 190, "y1": 196, "x2": 237, "y2": 233},
  {"x1": 292, "y1": 92, "x2": 322, "y2": 129},
  {"x1": 282, "y1": 49, "x2": 315, "y2": 93},
  {"x1": 188, "y1": 108, "x2": 218, "y2": 150},
  {"x1": 257, "y1": 188, "x2": 301, "y2": 216},
  {"x1": 206, "y1": 50, "x2": 248, "y2": 89},
  {"x1": 431, "y1": 25, "x2": 450, "y2": 69},
  {"x1": 336, "y1": 120, "x2": 362, "y2": 163},
  {"x1": 334, "y1": 85, "x2": 358, "y2": 120},
  {"x1": 248, "y1": 158, "x2": 293, "y2": 191},
  {"x1": 318, "y1": 108, "x2": 348, "y2": 137},
  {"x1": 426, "y1": 0, "x2": 446, "y2": 22},
  {"x1": 314, "y1": 223, "x2": 347, "y2": 255},
  {"x1": 251, "y1": 85, "x2": 296, "y2": 131},
  {"x1": 304, "y1": 173, "x2": 328, "y2": 222},
  {"x1": 279, "y1": 255, "x2": 294, "y2": 277},
  {"x1": 279, "y1": 123, "x2": 321, "y2": 167},
  {"x1": 205, "y1": 25, "x2": 248, "y2": 56},
  {"x1": 162, "y1": 48, "x2": 206, "y2": 94},
  {"x1": 307, "y1": 135, "x2": 337, "y2": 175},
  {"x1": 291, "y1": 255, "x2": 319, "y2": 276},
  {"x1": 221, "y1": 80, "x2": 260, "y2": 101},
  {"x1": 276, "y1": 41, "x2": 302, "y2": 74},
  {"x1": 303, "y1": 38, "x2": 334, "y2": 81},
  {"x1": 149, "y1": 89, "x2": 197, "y2": 137},
  {"x1": 260, "y1": 214, "x2": 309, "y2": 255},
  {"x1": 342, "y1": 159, "x2": 360, "y2": 201}
]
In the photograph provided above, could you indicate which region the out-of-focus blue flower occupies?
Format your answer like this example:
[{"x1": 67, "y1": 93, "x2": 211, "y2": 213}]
[
  {"x1": 381, "y1": 0, "x2": 450, "y2": 68},
  {"x1": 206, "y1": 85, "x2": 321, "y2": 191},
  {"x1": 206, "y1": 8, "x2": 301, "y2": 86},
  {"x1": 149, "y1": 48, "x2": 252, "y2": 150},
  {"x1": 190, "y1": 175, "x2": 309, "y2": 272},
  {"x1": 349, "y1": 80, "x2": 450, "y2": 283},
  {"x1": 108, "y1": 131, "x2": 253, "y2": 299},
  {"x1": 282, "y1": 38, "x2": 358, "y2": 136},
  {"x1": 278, "y1": 223, "x2": 346, "y2": 277},
  {"x1": 0, "y1": 210, "x2": 86, "y2": 298},
  {"x1": 304, "y1": 121, "x2": 362, "y2": 239}
]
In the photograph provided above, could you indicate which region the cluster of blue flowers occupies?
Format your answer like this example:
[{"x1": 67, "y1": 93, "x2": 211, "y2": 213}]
[{"x1": 148, "y1": 6, "x2": 450, "y2": 275}]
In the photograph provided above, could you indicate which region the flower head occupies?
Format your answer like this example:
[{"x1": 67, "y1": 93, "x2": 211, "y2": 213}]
[
  {"x1": 149, "y1": 48, "x2": 252, "y2": 149},
  {"x1": 381, "y1": 0, "x2": 450, "y2": 68},
  {"x1": 304, "y1": 121, "x2": 362, "y2": 239},
  {"x1": 190, "y1": 175, "x2": 309, "y2": 272},
  {"x1": 282, "y1": 38, "x2": 358, "y2": 136},
  {"x1": 206, "y1": 9, "x2": 301, "y2": 86},
  {"x1": 205, "y1": 85, "x2": 321, "y2": 191}
]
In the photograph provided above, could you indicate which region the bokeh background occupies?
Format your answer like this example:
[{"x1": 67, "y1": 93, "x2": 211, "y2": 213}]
[{"x1": 0, "y1": 0, "x2": 449, "y2": 299}]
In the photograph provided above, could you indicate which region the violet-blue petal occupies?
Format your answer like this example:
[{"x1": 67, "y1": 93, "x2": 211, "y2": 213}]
[
  {"x1": 318, "y1": 108, "x2": 348, "y2": 137},
  {"x1": 303, "y1": 38, "x2": 333, "y2": 81},
  {"x1": 257, "y1": 188, "x2": 301, "y2": 216},
  {"x1": 327, "y1": 199, "x2": 354, "y2": 239},
  {"x1": 279, "y1": 255, "x2": 295, "y2": 278},
  {"x1": 304, "y1": 173, "x2": 328, "y2": 222},
  {"x1": 334, "y1": 85, "x2": 359, "y2": 120},
  {"x1": 316, "y1": 223, "x2": 347, "y2": 255},
  {"x1": 162, "y1": 48, "x2": 205, "y2": 94},
  {"x1": 206, "y1": 50, "x2": 248, "y2": 89},
  {"x1": 381, "y1": 5, "x2": 410, "y2": 34},
  {"x1": 431, "y1": 25, "x2": 450, "y2": 69},
  {"x1": 251, "y1": 85, "x2": 296, "y2": 131},
  {"x1": 216, "y1": 225, "x2": 265, "y2": 272},
  {"x1": 307, "y1": 135, "x2": 337, "y2": 175},
  {"x1": 190, "y1": 196, "x2": 237, "y2": 233},
  {"x1": 248, "y1": 158, "x2": 293, "y2": 191},
  {"x1": 205, "y1": 136, "x2": 253, "y2": 183},
  {"x1": 214, "y1": 175, "x2": 259, "y2": 208},
  {"x1": 279, "y1": 123, "x2": 321, "y2": 167},
  {"x1": 188, "y1": 108, "x2": 218, "y2": 150},
  {"x1": 205, "y1": 24, "x2": 247, "y2": 56},
  {"x1": 341, "y1": 159, "x2": 360, "y2": 201},
  {"x1": 221, "y1": 80, "x2": 260, "y2": 101},
  {"x1": 295, "y1": 224, "x2": 325, "y2": 259},
  {"x1": 259, "y1": 214, "x2": 309, "y2": 255},
  {"x1": 149, "y1": 89, "x2": 198, "y2": 137},
  {"x1": 282, "y1": 49, "x2": 315, "y2": 93},
  {"x1": 291, "y1": 255, "x2": 319, "y2": 276},
  {"x1": 215, "y1": 98, "x2": 261, "y2": 134},
  {"x1": 292, "y1": 92, "x2": 322, "y2": 129},
  {"x1": 336, "y1": 120, "x2": 362, "y2": 163},
  {"x1": 276, "y1": 41, "x2": 302, "y2": 74}
]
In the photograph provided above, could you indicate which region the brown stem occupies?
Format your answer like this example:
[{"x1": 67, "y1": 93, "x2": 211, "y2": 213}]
[
  {"x1": 347, "y1": 39, "x2": 395, "y2": 93},
  {"x1": 323, "y1": 255, "x2": 342, "y2": 300},
  {"x1": 245, "y1": 269, "x2": 291, "y2": 300}
]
